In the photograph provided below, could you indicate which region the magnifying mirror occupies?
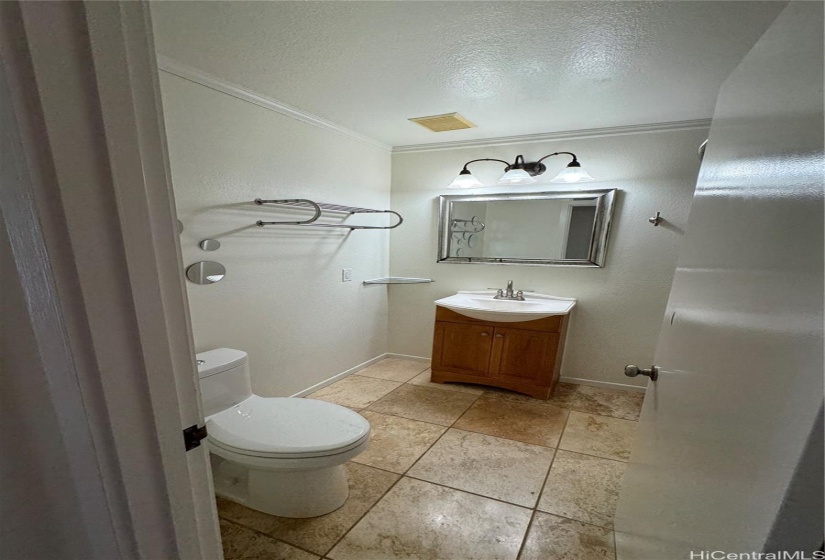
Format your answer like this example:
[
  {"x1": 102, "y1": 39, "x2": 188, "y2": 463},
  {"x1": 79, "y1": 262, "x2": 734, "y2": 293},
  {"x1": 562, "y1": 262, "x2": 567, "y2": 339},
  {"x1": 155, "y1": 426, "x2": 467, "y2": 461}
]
[
  {"x1": 199, "y1": 239, "x2": 221, "y2": 251},
  {"x1": 186, "y1": 261, "x2": 226, "y2": 284}
]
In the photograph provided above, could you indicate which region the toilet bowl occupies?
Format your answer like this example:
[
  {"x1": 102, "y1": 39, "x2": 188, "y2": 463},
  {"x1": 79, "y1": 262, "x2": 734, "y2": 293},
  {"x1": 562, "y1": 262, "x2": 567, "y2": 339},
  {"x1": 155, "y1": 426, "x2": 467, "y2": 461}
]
[{"x1": 197, "y1": 348, "x2": 370, "y2": 518}]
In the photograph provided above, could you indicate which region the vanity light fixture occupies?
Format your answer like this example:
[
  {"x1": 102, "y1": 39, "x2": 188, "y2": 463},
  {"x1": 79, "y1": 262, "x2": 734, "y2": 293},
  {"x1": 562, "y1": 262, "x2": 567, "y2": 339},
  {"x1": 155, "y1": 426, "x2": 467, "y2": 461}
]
[{"x1": 447, "y1": 152, "x2": 594, "y2": 188}]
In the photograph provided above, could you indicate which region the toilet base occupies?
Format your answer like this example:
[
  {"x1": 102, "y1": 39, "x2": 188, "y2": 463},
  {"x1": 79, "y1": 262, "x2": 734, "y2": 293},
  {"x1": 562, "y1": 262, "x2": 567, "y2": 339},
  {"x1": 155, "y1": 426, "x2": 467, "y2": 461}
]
[
  {"x1": 248, "y1": 464, "x2": 349, "y2": 518},
  {"x1": 212, "y1": 454, "x2": 351, "y2": 518}
]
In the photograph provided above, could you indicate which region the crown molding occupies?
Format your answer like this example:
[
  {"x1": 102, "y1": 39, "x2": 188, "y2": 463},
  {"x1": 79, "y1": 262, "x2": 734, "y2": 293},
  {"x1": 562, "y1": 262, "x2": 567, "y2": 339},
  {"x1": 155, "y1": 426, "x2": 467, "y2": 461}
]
[
  {"x1": 156, "y1": 56, "x2": 710, "y2": 156},
  {"x1": 156, "y1": 55, "x2": 391, "y2": 152},
  {"x1": 392, "y1": 119, "x2": 712, "y2": 154}
]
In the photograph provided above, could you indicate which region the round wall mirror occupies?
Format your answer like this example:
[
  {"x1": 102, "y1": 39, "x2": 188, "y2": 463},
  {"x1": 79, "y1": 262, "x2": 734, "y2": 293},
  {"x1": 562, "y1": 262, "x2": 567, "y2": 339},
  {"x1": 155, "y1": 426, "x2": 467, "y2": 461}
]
[{"x1": 186, "y1": 261, "x2": 226, "y2": 284}]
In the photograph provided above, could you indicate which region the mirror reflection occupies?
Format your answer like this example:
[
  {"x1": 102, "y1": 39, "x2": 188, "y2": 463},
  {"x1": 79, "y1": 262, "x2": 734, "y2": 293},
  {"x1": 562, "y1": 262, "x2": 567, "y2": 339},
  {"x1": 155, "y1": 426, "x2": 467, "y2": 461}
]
[
  {"x1": 438, "y1": 190, "x2": 616, "y2": 267},
  {"x1": 186, "y1": 261, "x2": 226, "y2": 284}
]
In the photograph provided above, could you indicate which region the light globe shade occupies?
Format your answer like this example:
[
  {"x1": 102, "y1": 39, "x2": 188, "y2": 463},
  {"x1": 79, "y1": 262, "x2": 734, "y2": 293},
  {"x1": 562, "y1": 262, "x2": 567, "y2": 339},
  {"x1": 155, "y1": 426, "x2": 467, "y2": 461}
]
[
  {"x1": 498, "y1": 168, "x2": 536, "y2": 185},
  {"x1": 550, "y1": 164, "x2": 595, "y2": 183},
  {"x1": 448, "y1": 171, "x2": 484, "y2": 188}
]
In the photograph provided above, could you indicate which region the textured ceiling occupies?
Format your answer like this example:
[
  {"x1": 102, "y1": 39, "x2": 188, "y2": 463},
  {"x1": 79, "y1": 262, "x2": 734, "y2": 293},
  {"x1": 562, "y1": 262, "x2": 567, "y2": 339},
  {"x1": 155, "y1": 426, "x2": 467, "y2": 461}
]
[{"x1": 151, "y1": 1, "x2": 785, "y2": 147}]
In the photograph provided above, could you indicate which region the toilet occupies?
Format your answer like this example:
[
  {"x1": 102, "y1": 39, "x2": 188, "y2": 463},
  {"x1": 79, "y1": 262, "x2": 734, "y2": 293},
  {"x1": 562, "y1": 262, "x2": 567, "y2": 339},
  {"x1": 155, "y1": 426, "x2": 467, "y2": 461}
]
[{"x1": 196, "y1": 348, "x2": 370, "y2": 518}]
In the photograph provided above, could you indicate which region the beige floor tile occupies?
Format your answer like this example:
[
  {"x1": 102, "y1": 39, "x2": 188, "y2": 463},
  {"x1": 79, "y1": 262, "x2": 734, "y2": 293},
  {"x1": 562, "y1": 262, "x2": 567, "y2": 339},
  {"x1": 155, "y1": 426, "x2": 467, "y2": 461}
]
[
  {"x1": 366, "y1": 385, "x2": 478, "y2": 426},
  {"x1": 352, "y1": 411, "x2": 447, "y2": 473},
  {"x1": 559, "y1": 411, "x2": 637, "y2": 461},
  {"x1": 453, "y1": 393, "x2": 569, "y2": 447},
  {"x1": 218, "y1": 463, "x2": 399, "y2": 556},
  {"x1": 328, "y1": 477, "x2": 531, "y2": 560},
  {"x1": 520, "y1": 512, "x2": 615, "y2": 560},
  {"x1": 220, "y1": 519, "x2": 320, "y2": 560},
  {"x1": 482, "y1": 382, "x2": 579, "y2": 408},
  {"x1": 408, "y1": 428, "x2": 555, "y2": 507},
  {"x1": 408, "y1": 369, "x2": 485, "y2": 395},
  {"x1": 267, "y1": 463, "x2": 399, "y2": 555},
  {"x1": 537, "y1": 450, "x2": 627, "y2": 529},
  {"x1": 355, "y1": 358, "x2": 430, "y2": 382},
  {"x1": 572, "y1": 385, "x2": 645, "y2": 421},
  {"x1": 218, "y1": 497, "x2": 279, "y2": 535},
  {"x1": 549, "y1": 382, "x2": 579, "y2": 407},
  {"x1": 307, "y1": 376, "x2": 401, "y2": 410}
]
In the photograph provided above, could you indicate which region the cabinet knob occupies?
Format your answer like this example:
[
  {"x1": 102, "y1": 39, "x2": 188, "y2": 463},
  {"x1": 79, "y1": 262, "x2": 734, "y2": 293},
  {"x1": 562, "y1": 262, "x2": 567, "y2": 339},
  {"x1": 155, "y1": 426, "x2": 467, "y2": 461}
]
[
  {"x1": 480, "y1": 332, "x2": 489, "y2": 337},
  {"x1": 495, "y1": 334, "x2": 503, "y2": 338}
]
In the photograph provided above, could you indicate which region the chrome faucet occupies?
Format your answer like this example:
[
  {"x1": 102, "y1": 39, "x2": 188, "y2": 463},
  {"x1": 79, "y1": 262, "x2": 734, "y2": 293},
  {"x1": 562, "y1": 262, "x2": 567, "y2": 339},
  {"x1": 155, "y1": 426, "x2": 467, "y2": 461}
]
[{"x1": 494, "y1": 280, "x2": 525, "y2": 301}]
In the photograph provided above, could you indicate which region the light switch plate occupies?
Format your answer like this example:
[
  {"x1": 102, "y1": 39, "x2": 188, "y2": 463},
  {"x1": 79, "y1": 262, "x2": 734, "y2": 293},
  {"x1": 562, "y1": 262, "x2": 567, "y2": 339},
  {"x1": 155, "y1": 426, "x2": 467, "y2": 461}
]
[{"x1": 342, "y1": 268, "x2": 353, "y2": 282}]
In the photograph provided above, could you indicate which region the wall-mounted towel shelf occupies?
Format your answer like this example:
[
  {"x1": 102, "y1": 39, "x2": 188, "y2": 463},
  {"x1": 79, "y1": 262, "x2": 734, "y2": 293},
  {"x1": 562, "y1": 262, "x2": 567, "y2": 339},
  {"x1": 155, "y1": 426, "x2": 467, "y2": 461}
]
[
  {"x1": 363, "y1": 277, "x2": 434, "y2": 285},
  {"x1": 254, "y1": 198, "x2": 403, "y2": 230}
]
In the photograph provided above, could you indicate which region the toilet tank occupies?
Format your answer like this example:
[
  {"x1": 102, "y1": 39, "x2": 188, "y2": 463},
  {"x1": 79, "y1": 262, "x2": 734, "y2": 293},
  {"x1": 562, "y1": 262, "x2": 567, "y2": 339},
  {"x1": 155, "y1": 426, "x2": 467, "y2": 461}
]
[{"x1": 196, "y1": 348, "x2": 252, "y2": 417}]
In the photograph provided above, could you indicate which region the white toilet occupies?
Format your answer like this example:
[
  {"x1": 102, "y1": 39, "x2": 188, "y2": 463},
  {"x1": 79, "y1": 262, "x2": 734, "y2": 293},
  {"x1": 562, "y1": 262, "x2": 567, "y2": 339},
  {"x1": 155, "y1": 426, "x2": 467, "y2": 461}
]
[{"x1": 196, "y1": 348, "x2": 370, "y2": 518}]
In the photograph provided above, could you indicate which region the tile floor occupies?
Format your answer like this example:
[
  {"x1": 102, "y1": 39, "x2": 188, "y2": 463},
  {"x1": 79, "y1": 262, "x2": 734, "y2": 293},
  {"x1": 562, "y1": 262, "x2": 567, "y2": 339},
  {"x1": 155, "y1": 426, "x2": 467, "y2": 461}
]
[{"x1": 217, "y1": 358, "x2": 643, "y2": 560}]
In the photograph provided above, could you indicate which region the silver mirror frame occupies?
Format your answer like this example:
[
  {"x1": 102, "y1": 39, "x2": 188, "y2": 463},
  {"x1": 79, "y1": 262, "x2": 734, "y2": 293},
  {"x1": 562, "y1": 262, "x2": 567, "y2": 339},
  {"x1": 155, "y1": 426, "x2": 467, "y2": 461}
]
[{"x1": 437, "y1": 189, "x2": 617, "y2": 268}]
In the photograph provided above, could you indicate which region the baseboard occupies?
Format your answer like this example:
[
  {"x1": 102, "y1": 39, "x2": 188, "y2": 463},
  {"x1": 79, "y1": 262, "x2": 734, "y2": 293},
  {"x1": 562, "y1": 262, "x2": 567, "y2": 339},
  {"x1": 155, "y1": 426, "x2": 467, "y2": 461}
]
[
  {"x1": 560, "y1": 376, "x2": 647, "y2": 393},
  {"x1": 384, "y1": 353, "x2": 431, "y2": 363},
  {"x1": 292, "y1": 355, "x2": 642, "y2": 397},
  {"x1": 289, "y1": 354, "x2": 390, "y2": 398}
]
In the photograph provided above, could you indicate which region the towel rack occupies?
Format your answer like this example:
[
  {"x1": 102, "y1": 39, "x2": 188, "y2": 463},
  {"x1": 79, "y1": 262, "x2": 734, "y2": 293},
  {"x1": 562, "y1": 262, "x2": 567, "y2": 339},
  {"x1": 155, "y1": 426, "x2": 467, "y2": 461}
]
[
  {"x1": 363, "y1": 277, "x2": 433, "y2": 285},
  {"x1": 254, "y1": 198, "x2": 403, "y2": 230},
  {"x1": 451, "y1": 216, "x2": 485, "y2": 233}
]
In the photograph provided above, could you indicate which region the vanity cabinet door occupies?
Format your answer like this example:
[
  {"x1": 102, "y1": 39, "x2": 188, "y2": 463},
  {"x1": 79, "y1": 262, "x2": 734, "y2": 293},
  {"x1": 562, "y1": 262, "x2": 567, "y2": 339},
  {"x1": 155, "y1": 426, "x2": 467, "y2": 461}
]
[
  {"x1": 490, "y1": 327, "x2": 559, "y2": 385},
  {"x1": 432, "y1": 321, "x2": 494, "y2": 378}
]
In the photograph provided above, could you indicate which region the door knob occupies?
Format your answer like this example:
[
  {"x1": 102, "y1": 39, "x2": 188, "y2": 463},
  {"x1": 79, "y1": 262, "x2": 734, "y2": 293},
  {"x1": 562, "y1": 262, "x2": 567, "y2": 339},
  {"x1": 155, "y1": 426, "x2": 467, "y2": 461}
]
[
  {"x1": 624, "y1": 364, "x2": 659, "y2": 381},
  {"x1": 480, "y1": 332, "x2": 489, "y2": 337}
]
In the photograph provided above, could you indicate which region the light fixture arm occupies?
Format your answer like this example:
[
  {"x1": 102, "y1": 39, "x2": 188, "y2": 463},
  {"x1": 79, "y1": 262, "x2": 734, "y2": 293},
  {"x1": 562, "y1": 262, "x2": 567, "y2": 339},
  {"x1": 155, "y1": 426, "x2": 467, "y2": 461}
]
[
  {"x1": 535, "y1": 151, "x2": 579, "y2": 166},
  {"x1": 447, "y1": 151, "x2": 592, "y2": 188},
  {"x1": 459, "y1": 157, "x2": 511, "y2": 173},
  {"x1": 459, "y1": 154, "x2": 579, "y2": 175},
  {"x1": 504, "y1": 154, "x2": 528, "y2": 171},
  {"x1": 517, "y1": 152, "x2": 580, "y2": 176}
]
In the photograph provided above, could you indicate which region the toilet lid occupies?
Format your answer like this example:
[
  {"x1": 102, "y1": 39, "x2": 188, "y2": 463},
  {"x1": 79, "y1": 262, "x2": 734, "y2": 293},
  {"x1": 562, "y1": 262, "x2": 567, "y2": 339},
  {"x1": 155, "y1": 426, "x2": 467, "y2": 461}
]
[{"x1": 206, "y1": 396, "x2": 370, "y2": 458}]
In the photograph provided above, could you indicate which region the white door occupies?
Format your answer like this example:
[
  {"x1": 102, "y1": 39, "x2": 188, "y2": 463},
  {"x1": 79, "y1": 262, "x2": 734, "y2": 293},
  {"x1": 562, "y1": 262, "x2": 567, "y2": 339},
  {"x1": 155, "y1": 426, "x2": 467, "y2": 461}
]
[
  {"x1": 1, "y1": 2, "x2": 222, "y2": 558},
  {"x1": 615, "y1": 2, "x2": 824, "y2": 558}
]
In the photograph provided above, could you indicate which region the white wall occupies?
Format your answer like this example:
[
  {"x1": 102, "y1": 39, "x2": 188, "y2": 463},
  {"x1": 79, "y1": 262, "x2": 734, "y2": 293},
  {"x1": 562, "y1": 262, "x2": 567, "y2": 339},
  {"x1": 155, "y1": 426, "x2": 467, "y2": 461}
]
[
  {"x1": 389, "y1": 128, "x2": 706, "y2": 387},
  {"x1": 160, "y1": 73, "x2": 391, "y2": 397}
]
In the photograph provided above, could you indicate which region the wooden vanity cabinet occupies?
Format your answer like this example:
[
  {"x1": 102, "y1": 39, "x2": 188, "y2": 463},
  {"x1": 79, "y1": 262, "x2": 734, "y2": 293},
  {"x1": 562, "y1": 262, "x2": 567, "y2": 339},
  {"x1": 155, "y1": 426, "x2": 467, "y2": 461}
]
[{"x1": 431, "y1": 307, "x2": 569, "y2": 399}]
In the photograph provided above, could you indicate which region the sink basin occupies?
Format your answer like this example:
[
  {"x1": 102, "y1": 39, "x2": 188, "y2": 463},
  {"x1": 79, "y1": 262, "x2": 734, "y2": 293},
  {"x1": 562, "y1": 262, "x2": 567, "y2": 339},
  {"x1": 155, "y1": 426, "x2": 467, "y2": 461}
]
[{"x1": 434, "y1": 290, "x2": 576, "y2": 323}]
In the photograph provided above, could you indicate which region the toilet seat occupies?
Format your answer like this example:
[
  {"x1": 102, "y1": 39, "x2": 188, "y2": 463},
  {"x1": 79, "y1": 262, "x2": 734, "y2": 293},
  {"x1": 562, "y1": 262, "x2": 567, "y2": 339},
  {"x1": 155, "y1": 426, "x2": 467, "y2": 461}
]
[{"x1": 206, "y1": 395, "x2": 370, "y2": 459}]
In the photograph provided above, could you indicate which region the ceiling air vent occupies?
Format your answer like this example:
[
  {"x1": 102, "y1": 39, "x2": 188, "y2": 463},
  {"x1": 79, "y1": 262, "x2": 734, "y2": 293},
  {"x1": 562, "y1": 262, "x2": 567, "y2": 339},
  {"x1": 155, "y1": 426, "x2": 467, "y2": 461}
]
[{"x1": 409, "y1": 112, "x2": 476, "y2": 132}]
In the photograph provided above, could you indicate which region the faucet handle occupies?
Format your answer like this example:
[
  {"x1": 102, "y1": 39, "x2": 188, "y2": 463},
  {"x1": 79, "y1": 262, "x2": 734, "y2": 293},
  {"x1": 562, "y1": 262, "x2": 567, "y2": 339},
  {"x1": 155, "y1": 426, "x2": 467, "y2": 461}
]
[
  {"x1": 487, "y1": 288, "x2": 535, "y2": 293},
  {"x1": 494, "y1": 289, "x2": 504, "y2": 299},
  {"x1": 515, "y1": 290, "x2": 524, "y2": 300}
]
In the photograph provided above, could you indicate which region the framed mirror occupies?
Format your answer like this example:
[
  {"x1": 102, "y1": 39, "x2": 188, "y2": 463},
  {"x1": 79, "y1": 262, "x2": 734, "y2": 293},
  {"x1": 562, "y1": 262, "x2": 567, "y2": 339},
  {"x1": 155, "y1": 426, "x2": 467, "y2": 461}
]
[{"x1": 437, "y1": 189, "x2": 617, "y2": 267}]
